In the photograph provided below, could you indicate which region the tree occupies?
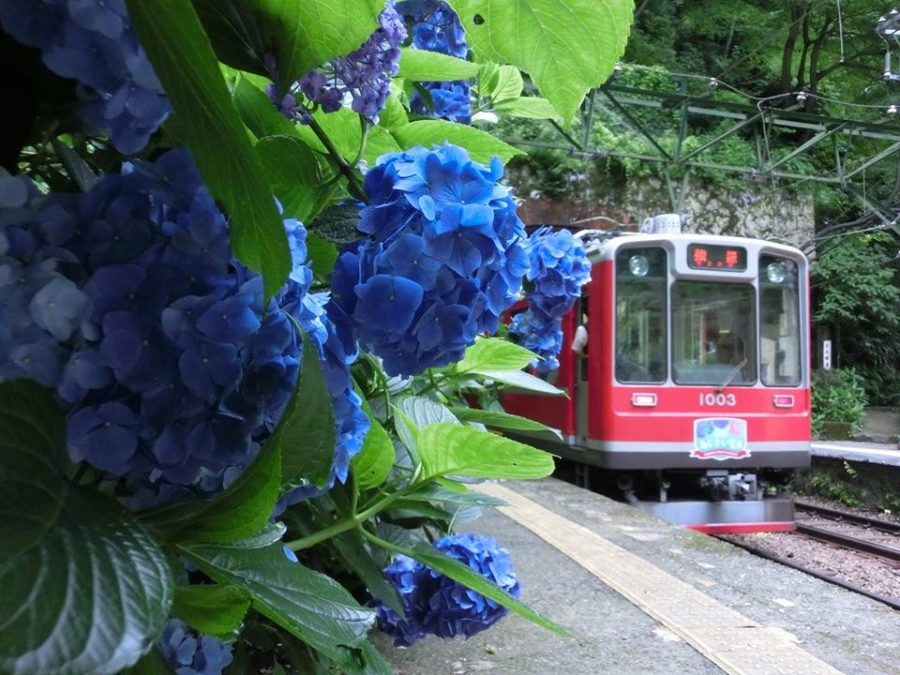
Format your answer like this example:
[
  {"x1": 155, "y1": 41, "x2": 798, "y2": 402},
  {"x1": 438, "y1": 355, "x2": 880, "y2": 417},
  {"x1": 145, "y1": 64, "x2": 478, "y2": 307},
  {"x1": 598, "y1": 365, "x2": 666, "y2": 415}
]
[{"x1": 811, "y1": 230, "x2": 900, "y2": 402}]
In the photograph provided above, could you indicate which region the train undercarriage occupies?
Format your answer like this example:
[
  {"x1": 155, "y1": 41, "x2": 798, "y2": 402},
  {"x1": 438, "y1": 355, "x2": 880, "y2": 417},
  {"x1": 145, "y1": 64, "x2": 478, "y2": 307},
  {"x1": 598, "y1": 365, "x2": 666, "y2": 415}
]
[{"x1": 555, "y1": 459, "x2": 798, "y2": 534}]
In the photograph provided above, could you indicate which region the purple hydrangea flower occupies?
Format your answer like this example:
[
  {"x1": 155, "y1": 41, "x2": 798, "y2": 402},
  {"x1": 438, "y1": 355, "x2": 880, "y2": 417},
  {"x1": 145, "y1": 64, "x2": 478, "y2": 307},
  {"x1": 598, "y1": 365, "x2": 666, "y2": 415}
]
[
  {"x1": 375, "y1": 533, "x2": 520, "y2": 645},
  {"x1": 330, "y1": 143, "x2": 528, "y2": 377},
  {"x1": 267, "y1": 0, "x2": 406, "y2": 123}
]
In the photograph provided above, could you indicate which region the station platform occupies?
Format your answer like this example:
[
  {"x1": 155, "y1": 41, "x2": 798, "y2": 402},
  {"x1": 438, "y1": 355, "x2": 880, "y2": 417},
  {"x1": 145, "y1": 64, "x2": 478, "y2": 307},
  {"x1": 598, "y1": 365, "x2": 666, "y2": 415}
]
[
  {"x1": 376, "y1": 478, "x2": 900, "y2": 675},
  {"x1": 811, "y1": 439, "x2": 900, "y2": 466}
]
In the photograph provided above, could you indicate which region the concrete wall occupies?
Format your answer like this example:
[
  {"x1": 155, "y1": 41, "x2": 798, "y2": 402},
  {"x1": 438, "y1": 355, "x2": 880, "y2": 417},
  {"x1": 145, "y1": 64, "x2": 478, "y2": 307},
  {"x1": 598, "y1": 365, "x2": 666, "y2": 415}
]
[{"x1": 510, "y1": 171, "x2": 815, "y2": 248}]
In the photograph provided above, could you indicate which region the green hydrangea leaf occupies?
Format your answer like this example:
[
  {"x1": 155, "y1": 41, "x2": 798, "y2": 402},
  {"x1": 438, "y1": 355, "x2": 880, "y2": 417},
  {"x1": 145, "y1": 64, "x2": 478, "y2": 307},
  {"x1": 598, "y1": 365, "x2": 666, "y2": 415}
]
[
  {"x1": 398, "y1": 48, "x2": 480, "y2": 81},
  {"x1": 305, "y1": 232, "x2": 340, "y2": 281},
  {"x1": 190, "y1": 0, "x2": 271, "y2": 75},
  {"x1": 126, "y1": 0, "x2": 291, "y2": 302},
  {"x1": 233, "y1": 76, "x2": 298, "y2": 139},
  {"x1": 0, "y1": 487, "x2": 173, "y2": 675},
  {"x1": 471, "y1": 369, "x2": 567, "y2": 395},
  {"x1": 483, "y1": 64, "x2": 524, "y2": 104},
  {"x1": 270, "y1": 329, "x2": 336, "y2": 491},
  {"x1": 404, "y1": 483, "x2": 509, "y2": 508},
  {"x1": 0, "y1": 380, "x2": 67, "y2": 562},
  {"x1": 448, "y1": 406, "x2": 562, "y2": 434},
  {"x1": 165, "y1": 441, "x2": 281, "y2": 545},
  {"x1": 457, "y1": 336, "x2": 540, "y2": 372},
  {"x1": 227, "y1": 522, "x2": 288, "y2": 550},
  {"x1": 417, "y1": 423, "x2": 554, "y2": 480},
  {"x1": 328, "y1": 529, "x2": 405, "y2": 616},
  {"x1": 493, "y1": 96, "x2": 561, "y2": 120},
  {"x1": 0, "y1": 381, "x2": 173, "y2": 675},
  {"x1": 171, "y1": 584, "x2": 251, "y2": 641},
  {"x1": 396, "y1": 396, "x2": 460, "y2": 428},
  {"x1": 180, "y1": 543, "x2": 374, "y2": 656},
  {"x1": 310, "y1": 202, "x2": 365, "y2": 246},
  {"x1": 391, "y1": 119, "x2": 523, "y2": 164},
  {"x1": 257, "y1": 135, "x2": 335, "y2": 223},
  {"x1": 450, "y1": 0, "x2": 634, "y2": 125},
  {"x1": 294, "y1": 106, "x2": 402, "y2": 167},
  {"x1": 255, "y1": 0, "x2": 384, "y2": 92},
  {"x1": 351, "y1": 417, "x2": 395, "y2": 491}
]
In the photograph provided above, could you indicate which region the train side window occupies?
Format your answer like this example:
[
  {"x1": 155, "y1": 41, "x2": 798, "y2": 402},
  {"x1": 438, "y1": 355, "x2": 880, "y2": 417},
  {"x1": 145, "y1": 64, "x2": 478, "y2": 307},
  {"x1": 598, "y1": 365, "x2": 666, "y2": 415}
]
[
  {"x1": 760, "y1": 255, "x2": 801, "y2": 386},
  {"x1": 615, "y1": 247, "x2": 667, "y2": 383}
]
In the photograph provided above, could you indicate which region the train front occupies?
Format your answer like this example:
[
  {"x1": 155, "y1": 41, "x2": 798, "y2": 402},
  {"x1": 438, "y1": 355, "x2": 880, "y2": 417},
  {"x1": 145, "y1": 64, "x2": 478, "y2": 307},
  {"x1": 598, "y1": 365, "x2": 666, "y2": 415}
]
[{"x1": 582, "y1": 233, "x2": 811, "y2": 533}]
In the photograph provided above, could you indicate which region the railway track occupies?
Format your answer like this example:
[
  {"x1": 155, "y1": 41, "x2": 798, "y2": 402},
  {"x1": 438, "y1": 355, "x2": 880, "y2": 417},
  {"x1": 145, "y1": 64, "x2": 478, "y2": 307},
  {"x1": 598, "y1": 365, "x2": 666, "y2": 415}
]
[{"x1": 720, "y1": 501, "x2": 900, "y2": 611}]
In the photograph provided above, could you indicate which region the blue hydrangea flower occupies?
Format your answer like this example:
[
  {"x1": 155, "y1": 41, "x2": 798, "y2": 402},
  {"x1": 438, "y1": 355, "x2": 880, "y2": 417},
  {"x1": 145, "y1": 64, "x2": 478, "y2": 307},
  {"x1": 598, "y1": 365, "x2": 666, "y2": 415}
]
[
  {"x1": 374, "y1": 533, "x2": 520, "y2": 646},
  {"x1": 267, "y1": 0, "x2": 406, "y2": 123},
  {"x1": 399, "y1": 1, "x2": 472, "y2": 124},
  {"x1": 158, "y1": 619, "x2": 234, "y2": 675},
  {"x1": 0, "y1": 148, "x2": 368, "y2": 507},
  {"x1": 0, "y1": 0, "x2": 170, "y2": 153},
  {"x1": 508, "y1": 227, "x2": 591, "y2": 372},
  {"x1": 508, "y1": 310, "x2": 564, "y2": 373},
  {"x1": 330, "y1": 143, "x2": 528, "y2": 377}
]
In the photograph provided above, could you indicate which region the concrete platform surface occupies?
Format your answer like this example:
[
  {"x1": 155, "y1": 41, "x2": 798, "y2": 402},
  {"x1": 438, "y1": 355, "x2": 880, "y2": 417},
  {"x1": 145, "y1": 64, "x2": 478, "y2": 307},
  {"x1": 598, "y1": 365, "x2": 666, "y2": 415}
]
[{"x1": 376, "y1": 478, "x2": 900, "y2": 675}]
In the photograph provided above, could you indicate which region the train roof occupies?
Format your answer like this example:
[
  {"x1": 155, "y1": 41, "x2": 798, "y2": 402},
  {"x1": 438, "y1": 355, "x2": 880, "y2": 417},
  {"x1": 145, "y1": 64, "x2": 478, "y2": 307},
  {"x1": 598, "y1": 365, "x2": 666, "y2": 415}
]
[{"x1": 573, "y1": 229, "x2": 807, "y2": 264}]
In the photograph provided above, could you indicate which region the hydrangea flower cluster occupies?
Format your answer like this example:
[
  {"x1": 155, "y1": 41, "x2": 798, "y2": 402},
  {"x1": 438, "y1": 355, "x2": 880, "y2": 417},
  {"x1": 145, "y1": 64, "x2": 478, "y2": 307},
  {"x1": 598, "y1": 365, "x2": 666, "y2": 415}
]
[
  {"x1": 159, "y1": 619, "x2": 233, "y2": 675},
  {"x1": 267, "y1": 0, "x2": 406, "y2": 123},
  {"x1": 400, "y1": 0, "x2": 473, "y2": 124},
  {"x1": 0, "y1": 0, "x2": 170, "y2": 154},
  {"x1": 508, "y1": 227, "x2": 591, "y2": 372},
  {"x1": 329, "y1": 143, "x2": 529, "y2": 377},
  {"x1": 0, "y1": 147, "x2": 367, "y2": 505},
  {"x1": 374, "y1": 533, "x2": 520, "y2": 646}
]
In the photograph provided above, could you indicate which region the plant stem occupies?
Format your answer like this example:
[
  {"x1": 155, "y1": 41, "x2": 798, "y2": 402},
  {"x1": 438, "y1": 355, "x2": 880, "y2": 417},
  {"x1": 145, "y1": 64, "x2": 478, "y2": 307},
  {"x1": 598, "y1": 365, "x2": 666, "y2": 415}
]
[
  {"x1": 285, "y1": 483, "x2": 410, "y2": 551},
  {"x1": 306, "y1": 116, "x2": 368, "y2": 203}
]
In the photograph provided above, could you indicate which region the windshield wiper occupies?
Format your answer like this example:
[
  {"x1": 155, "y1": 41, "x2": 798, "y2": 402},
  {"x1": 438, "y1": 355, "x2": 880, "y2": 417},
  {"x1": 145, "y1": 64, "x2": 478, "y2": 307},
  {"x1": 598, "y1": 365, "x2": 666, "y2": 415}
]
[{"x1": 716, "y1": 358, "x2": 747, "y2": 393}]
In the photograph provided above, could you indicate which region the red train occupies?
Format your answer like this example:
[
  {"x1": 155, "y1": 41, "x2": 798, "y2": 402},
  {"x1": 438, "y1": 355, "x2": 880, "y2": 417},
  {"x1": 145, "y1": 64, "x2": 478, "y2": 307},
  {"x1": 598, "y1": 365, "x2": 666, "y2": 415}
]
[{"x1": 503, "y1": 226, "x2": 811, "y2": 533}]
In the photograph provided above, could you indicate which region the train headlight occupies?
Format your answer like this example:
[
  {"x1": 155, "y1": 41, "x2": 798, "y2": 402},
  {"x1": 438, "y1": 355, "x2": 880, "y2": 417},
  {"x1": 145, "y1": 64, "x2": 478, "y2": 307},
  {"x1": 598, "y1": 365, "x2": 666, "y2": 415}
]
[
  {"x1": 628, "y1": 254, "x2": 650, "y2": 277},
  {"x1": 766, "y1": 261, "x2": 787, "y2": 283}
]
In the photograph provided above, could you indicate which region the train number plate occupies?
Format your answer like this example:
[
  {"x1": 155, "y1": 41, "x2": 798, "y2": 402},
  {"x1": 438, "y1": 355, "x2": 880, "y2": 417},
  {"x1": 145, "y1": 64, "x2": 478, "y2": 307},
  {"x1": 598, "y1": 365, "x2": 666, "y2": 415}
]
[{"x1": 691, "y1": 418, "x2": 749, "y2": 460}]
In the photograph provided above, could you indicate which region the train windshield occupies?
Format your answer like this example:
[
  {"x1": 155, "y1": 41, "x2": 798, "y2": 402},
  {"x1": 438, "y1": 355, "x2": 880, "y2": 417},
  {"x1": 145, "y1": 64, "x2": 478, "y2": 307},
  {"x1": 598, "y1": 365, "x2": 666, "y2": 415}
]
[{"x1": 671, "y1": 282, "x2": 756, "y2": 385}]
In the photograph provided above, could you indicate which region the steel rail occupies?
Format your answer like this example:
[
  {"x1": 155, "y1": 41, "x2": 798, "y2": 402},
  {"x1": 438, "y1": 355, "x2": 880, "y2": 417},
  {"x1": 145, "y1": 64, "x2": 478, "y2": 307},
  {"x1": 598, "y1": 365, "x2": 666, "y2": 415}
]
[
  {"x1": 719, "y1": 535, "x2": 900, "y2": 612},
  {"x1": 794, "y1": 500, "x2": 900, "y2": 535},
  {"x1": 794, "y1": 523, "x2": 900, "y2": 562}
]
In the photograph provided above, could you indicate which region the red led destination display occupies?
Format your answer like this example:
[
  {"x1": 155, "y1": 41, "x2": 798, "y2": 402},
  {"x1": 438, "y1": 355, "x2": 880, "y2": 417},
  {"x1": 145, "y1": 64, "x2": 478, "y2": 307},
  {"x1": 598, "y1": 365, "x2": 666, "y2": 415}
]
[{"x1": 687, "y1": 244, "x2": 747, "y2": 271}]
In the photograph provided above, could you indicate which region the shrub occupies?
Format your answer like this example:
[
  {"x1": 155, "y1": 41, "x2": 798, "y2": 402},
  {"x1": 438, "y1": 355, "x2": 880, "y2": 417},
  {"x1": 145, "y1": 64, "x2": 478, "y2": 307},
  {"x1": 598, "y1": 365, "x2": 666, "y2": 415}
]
[{"x1": 811, "y1": 368, "x2": 868, "y2": 436}]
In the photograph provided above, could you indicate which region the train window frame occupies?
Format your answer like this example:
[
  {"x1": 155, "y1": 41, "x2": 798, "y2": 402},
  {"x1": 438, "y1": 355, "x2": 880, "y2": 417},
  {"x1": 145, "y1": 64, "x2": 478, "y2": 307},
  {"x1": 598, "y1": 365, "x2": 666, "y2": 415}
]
[
  {"x1": 614, "y1": 246, "x2": 668, "y2": 384},
  {"x1": 670, "y1": 280, "x2": 757, "y2": 387},
  {"x1": 759, "y1": 254, "x2": 802, "y2": 387}
]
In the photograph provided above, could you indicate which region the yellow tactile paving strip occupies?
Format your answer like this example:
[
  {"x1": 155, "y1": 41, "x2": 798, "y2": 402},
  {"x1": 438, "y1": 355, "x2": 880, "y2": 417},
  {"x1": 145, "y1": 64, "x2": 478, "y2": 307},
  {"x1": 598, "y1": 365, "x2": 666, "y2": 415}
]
[{"x1": 477, "y1": 482, "x2": 845, "y2": 675}]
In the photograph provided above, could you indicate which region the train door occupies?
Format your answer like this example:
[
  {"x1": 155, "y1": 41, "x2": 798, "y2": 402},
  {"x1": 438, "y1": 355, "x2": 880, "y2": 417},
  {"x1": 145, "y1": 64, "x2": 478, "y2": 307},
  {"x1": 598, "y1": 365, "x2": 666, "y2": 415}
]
[{"x1": 574, "y1": 296, "x2": 589, "y2": 444}]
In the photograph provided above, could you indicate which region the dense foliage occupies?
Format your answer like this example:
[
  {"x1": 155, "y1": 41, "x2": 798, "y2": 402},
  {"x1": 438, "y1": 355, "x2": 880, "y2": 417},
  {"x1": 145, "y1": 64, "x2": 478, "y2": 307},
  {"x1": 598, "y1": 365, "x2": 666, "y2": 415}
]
[
  {"x1": 0, "y1": 1, "x2": 633, "y2": 674},
  {"x1": 811, "y1": 231, "x2": 900, "y2": 404},
  {"x1": 811, "y1": 367, "x2": 869, "y2": 436}
]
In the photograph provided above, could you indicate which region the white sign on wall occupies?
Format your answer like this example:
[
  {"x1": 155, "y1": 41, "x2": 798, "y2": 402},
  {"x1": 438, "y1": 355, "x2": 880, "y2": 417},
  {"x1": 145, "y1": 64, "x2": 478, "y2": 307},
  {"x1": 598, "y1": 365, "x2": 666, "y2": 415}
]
[{"x1": 822, "y1": 339, "x2": 832, "y2": 370}]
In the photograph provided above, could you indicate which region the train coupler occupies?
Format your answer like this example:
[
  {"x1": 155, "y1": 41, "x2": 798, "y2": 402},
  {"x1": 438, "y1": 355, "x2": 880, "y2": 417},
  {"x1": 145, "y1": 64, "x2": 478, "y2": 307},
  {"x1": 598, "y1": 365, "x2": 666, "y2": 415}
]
[{"x1": 700, "y1": 471, "x2": 759, "y2": 501}]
